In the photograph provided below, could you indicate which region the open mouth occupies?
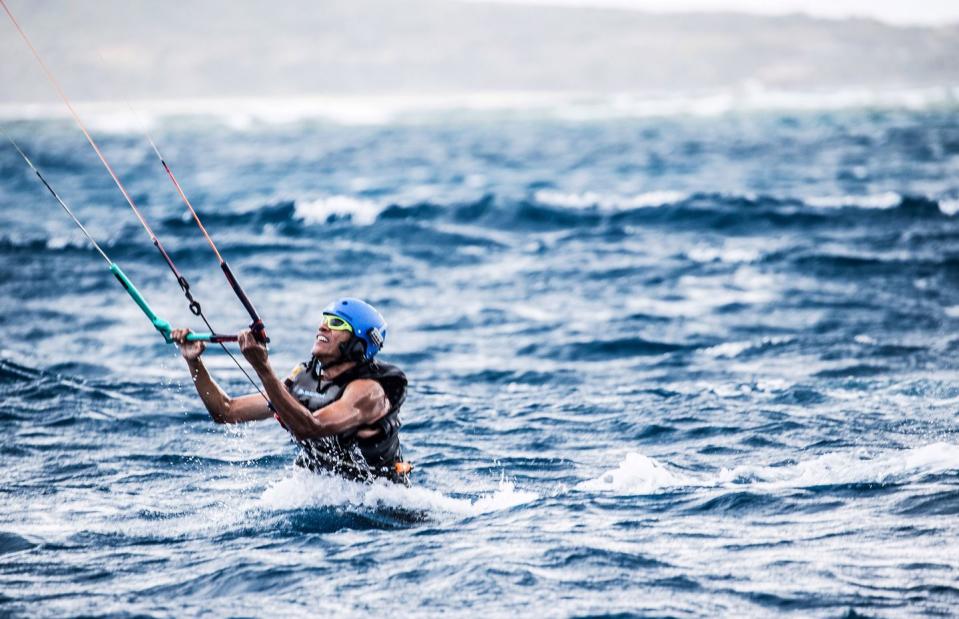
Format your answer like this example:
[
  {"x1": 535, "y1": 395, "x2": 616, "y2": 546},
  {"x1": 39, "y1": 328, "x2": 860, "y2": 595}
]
[{"x1": 316, "y1": 335, "x2": 330, "y2": 343}]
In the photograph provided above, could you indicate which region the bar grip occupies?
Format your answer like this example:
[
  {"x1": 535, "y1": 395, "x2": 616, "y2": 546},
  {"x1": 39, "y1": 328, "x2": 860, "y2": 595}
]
[
  {"x1": 186, "y1": 332, "x2": 239, "y2": 343},
  {"x1": 221, "y1": 261, "x2": 269, "y2": 343}
]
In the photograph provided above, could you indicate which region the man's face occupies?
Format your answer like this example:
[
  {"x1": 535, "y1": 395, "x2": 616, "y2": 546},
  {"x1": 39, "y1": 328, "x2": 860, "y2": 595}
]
[{"x1": 311, "y1": 315, "x2": 353, "y2": 360}]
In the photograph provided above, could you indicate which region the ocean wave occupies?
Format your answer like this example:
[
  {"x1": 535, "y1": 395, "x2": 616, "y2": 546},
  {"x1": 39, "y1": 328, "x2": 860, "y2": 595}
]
[
  {"x1": 0, "y1": 356, "x2": 144, "y2": 411},
  {"x1": 0, "y1": 531, "x2": 37, "y2": 555},
  {"x1": 576, "y1": 452, "x2": 691, "y2": 493},
  {"x1": 579, "y1": 443, "x2": 959, "y2": 495},
  {"x1": 164, "y1": 200, "x2": 297, "y2": 229},
  {"x1": 0, "y1": 234, "x2": 91, "y2": 253},
  {"x1": 803, "y1": 192, "x2": 903, "y2": 210},
  {"x1": 2, "y1": 86, "x2": 957, "y2": 128},
  {"x1": 0, "y1": 230, "x2": 169, "y2": 257},
  {"x1": 939, "y1": 199, "x2": 959, "y2": 216},
  {"x1": 721, "y1": 443, "x2": 959, "y2": 489},
  {"x1": 526, "y1": 191, "x2": 956, "y2": 221},
  {"x1": 702, "y1": 337, "x2": 794, "y2": 359},
  {"x1": 686, "y1": 243, "x2": 764, "y2": 264},
  {"x1": 11, "y1": 190, "x2": 959, "y2": 256},
  {"x1": 532, "y1": 190, "x2": 688, "y2": 211},
  {"x1": 293, "y1": 195, "x2": 385, "y2": 226},
  {"x1": 520, "y1": 337, "x2": 690, "y2": 361},
  {"x1": 282, "y1": 191, "x2": 959, "y2": 234}
]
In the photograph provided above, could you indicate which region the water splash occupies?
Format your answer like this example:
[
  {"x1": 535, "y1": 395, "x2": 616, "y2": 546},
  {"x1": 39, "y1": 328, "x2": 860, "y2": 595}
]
[{"x1": 259, "y1": 468, "x2": 537, "y2": 517}]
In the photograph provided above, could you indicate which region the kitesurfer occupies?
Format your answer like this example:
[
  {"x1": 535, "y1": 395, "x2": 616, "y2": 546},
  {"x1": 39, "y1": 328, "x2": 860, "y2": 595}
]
[{"x1": 171, "y1": 298, "x2": 411, "y2": 485}]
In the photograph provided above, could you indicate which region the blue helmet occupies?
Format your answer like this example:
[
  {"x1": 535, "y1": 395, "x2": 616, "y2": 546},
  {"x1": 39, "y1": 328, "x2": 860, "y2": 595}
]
[{"x1": 322, "y1": 297, "x2": 387, "y2": 361}]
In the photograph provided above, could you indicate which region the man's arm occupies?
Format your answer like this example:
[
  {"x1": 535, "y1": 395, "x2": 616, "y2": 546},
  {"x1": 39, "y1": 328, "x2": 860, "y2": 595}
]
[
  {"x1": 236, "y1": 331, "x2": 389, "y2": 441},
  {"x1": 172, "y1": 328, "x2": 273, "y2": 424}
]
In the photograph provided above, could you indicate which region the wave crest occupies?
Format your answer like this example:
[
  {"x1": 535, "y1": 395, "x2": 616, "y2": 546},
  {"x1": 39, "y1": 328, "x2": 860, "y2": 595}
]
[
  {"x1": 533, "y1": 190, "x2": 688, "y2": 211},
  {"x1": 580, "y1": 443, "x2": 959, "y2": 495},
  {"x1": 577, "y1": 452, "x2": 691, "y2": 493},
  {"x1": 294, "y1": 195, "x2": 385, "y2": 226}
]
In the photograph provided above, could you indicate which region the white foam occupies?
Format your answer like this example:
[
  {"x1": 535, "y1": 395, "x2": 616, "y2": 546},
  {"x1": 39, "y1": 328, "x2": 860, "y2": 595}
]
[
  {"x1": 45, "y1": 235, "x2": 88, "y2": 250},
  {"x1": 259, "y1": 469, "x2": 537, "y2": 517},
  {"x1": 702, "y1": 341, "x2": 752, "y2": 358},
  {"x1": 945, "y1": 306, "x2": 959, "y2": 318},
  {"x1": 804, "y1": 192, "x2": 902, "y2": 209},
  {"x1": 576, "y1": 452, "x2": 691, "y2": 493},
  {"x1": 533, "y1": 189, "x2": 687, "y2": 211},
  {"x1": 580, "y1": 443, "x2": 959, "y2": 495},
  {"x1": 702, "y1": 336, "x2": 793, "y2": 359},
  {"x1": 722, "y1": 442, "x2": 959, "y2": 489},
  {"x1": 939, "y1": 199, "x2": 959, "y2": 217},
  {"x1": 687, "y1": 243, "x2": 761, "y2": 264},
  {"x1": 294, "y1": 195, "x2": 385, "y2": 226}
]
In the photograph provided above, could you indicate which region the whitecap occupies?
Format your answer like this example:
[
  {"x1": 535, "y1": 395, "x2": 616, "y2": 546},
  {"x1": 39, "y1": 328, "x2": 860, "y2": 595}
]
[
  {"x1": 702, "y1": 341, "x2": 752, "y2": 358},
  {"x1": 938, "y1": 199, "x2": 959, "y2": 216},
  {"x1": 721, "y1": 443, "x2": 959, "y2": 489},
  {"x1": 576, "y1": 452, "x2": 691, "y2": 494},
  {"x1": 532, "y1": 189, "x2": 687, "y2": 211},
  {"x1": 294, "y1": 195, "x2": 385, "y2": 226},
  {"x1": 804, "y1": 192, "x2": 901, "y2": 209},
  {"x1": 45, "y1": 235, "x2": 89, "y2": 250},
  {"x1": 701, "y1": 336, "x2": 793, "y2": 359},
  {"x1": 579, "y1": 443, "x2": 959, "y2": 495}
]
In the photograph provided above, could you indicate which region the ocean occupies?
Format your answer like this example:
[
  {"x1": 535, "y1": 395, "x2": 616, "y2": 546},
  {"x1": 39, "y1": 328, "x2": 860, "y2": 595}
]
[{"x1": 1, "y1": 91, "x2": 959, "y2": 617}]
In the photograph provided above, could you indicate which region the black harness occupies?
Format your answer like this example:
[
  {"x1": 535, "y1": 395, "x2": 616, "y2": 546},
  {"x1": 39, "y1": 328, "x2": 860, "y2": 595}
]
[{"x1": 284, "y1": 358, "x2": 408, "y2": 484}]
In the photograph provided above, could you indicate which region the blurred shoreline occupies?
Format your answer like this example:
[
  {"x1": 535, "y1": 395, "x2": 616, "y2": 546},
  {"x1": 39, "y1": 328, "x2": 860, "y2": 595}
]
[{"x1": 3, "y1": 0, "x2": 958, "y2": 104}]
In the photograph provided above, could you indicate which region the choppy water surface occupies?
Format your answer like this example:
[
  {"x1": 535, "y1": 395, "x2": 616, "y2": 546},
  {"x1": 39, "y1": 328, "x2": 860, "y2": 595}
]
[{"x1": 2, "y1": 99, "x2": 959, "y2": 617}]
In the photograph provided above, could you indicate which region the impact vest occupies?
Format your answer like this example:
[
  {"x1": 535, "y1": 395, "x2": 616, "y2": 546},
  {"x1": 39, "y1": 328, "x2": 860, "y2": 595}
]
[{"x1": 284, "y1": 358, "x2": 409, "y2": 484}]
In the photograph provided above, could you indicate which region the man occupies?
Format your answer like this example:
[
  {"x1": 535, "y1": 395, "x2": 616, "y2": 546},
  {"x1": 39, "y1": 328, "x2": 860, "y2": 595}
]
[{"x1": 171, "y1": 297, "x2": 411, "y2": 485}]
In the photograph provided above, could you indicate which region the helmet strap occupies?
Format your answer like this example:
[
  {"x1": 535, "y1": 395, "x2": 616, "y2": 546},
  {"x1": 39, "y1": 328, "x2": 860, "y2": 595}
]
[
  {"x1": 341, "y1": 336, "x2": 368, "y2": 363},
  {"x1": 314, "y1": 336, "x2": 367, "y2": 373}
]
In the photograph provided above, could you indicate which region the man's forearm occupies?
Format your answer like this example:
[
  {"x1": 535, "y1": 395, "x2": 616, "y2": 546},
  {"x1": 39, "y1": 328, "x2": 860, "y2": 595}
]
[
  {"x1": 186, "y1": 357, "x2": 232, "y2": 423},
  {"x1": 253, "y1": 361, "x2": 322, "y2": 439}
]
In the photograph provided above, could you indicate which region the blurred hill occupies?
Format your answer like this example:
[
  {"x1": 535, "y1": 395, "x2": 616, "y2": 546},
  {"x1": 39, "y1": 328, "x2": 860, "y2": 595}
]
[{"x1": 2, "y1": 0, "x2": 958, "y2": 102}]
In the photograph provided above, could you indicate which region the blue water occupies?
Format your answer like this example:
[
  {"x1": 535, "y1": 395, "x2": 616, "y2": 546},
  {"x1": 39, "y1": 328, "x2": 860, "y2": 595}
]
[{"x1": 2, "y1": 101, "x2": 959, "y2": 617}]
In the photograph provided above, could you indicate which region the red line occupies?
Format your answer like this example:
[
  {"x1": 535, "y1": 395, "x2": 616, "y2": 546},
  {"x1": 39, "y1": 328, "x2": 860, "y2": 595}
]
[{"x1": 160, "y1": 159, "x2": 224, "y2": 263}]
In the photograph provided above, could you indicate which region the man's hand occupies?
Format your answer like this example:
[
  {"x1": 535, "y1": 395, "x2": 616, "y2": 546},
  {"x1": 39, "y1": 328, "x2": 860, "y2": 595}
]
[
  {"x1": 171, "y1": 328, "x2": 205, "y2": 361},
  {"x1": 238, "y1": 329, "x2": 269, "y2": 370}
]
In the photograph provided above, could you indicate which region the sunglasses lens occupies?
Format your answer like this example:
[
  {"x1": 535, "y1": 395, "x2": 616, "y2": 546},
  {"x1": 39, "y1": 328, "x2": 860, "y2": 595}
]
[{"x1": 323, "y1": 315, "x2": 351, "y2": 331}]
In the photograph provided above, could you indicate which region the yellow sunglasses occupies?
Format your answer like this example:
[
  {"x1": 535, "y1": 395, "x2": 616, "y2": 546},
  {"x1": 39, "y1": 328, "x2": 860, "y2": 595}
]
[{"x1": 321, "y1": 314, "x2": 353, "y2": 333}]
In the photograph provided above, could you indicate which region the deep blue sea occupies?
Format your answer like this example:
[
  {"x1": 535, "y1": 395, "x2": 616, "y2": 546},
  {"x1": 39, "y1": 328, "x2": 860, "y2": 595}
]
[{"x1": 2, "y1": 95, "x2": 959, "y2": 617}]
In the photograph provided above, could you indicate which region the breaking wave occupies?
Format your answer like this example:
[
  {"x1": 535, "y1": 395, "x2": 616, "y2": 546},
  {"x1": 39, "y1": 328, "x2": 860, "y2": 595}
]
[{"x1": 579, "y1": 443, "x2": 959, "y2": 495}]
